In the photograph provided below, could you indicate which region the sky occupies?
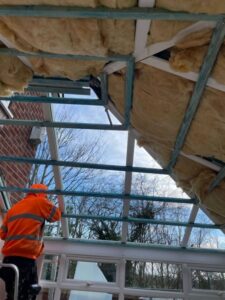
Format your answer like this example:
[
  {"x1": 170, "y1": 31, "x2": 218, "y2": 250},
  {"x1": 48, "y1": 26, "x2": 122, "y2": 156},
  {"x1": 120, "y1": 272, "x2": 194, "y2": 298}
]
[{"x1": 51, "y1": 91, "x2": 225, "y2": 249}]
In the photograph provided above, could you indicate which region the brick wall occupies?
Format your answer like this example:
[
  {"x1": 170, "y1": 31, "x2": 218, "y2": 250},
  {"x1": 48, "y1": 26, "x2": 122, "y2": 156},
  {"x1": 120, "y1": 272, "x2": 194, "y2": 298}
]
[{"x1": 0, "y1": 99, "x2": 44, "y2": 202}]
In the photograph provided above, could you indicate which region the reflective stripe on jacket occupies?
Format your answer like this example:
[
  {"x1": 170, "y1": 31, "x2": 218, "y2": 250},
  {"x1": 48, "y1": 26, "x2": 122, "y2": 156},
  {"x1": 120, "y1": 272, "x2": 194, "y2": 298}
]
[{"x1": 0, "y1": 192, "x2": 61, "y2": 259}]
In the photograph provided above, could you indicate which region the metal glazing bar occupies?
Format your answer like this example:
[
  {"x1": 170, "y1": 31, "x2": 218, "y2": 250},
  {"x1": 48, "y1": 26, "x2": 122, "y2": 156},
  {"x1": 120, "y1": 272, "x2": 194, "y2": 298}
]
[
  {"x1": 124, "y1": 59, "x2": 135, "y2": 127},
  {"x1": 122, "y1": 131, "x2": 135, "y2": 243},
  {"x1": 62, "y1": 213, "x2": 223, "y2": 229},
  {"x1": 181, "y1": 205, "x2": 199, "y2": 248},
  {"x1": 0, "y1": 6, "x2": 222, "y2": 21},
  {"x1": 31, "y1": 77, "x2": 90, "y2": 88},
  {"x1": 0, "y1": 155, "x2": 168, "y2": 175},
  {"x1": 42, "y1": 103, "x2": 69, "y2": 238},
  {"x1": 0, "y1": 95, "x2": 101, "y2": 105},
  {"x1": 0, "y1": 119, "x2": 125, "y2": 130},
  {"x1": 0, "y1": 48, "x2": 131, "y2": 62},
  {"x1": 208, "y1": 166, "x2": 225, "y2": 192},
  {"x1": 0, "y1": 186, "x2": 196, "y2": 204},
  {"x1": 100, "y1": 72, "x2": 108, "y2": 105},
  {"x1": 26, "y1": 86, "x2": 91, "y2": 95},
  {"x1": 168, "y1": 20, "x2": 225, "y2": 171}
]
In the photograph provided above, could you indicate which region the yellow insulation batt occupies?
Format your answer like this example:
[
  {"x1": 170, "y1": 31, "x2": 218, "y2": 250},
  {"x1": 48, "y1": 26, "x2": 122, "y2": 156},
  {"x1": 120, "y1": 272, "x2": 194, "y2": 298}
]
[
  {"x1": 0, "y1": 50, "x2": 33, "y2": 95},
  {"x1": 191, "y1": 170, "x2": 225, "y2": 220},
  {"x1": 0, "y1": 0, "x2": 136, "y2": 95},
  {"x1": 108, "y1": 64, "x2": 225, "y2": 224},
  {"x1": 149, "y1": 1, "x2": 225, "y2": 85},
  {"x1": 156, "y1": 0, "x2": 225, "y2": 14},
  {"x1": 0, "y1": 0, "x2": 224, "y2": 226}
]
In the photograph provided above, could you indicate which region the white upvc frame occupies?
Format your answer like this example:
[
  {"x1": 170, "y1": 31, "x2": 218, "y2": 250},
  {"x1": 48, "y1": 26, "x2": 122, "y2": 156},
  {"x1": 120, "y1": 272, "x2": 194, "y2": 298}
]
[
  {"x1": 42, "y1": 102, "x2": 69, "y2": 238},
  {"x1": 38, "y1": 239, "x2": 225, "y2": 300},
  {"x1": 63, "y1": 255, "x2": 119, "y2": 285},
  {"x1": 0, "y1": 100, "x2": 13, "y2": 118}
]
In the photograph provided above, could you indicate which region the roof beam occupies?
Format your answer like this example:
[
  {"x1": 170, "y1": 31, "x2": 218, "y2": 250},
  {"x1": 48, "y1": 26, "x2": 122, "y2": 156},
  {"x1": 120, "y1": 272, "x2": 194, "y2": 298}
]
[
  {"x1": 0, "y1": 95, "x2": 102, "y2": 106},
  {"x1": 0, "y1": 47, "x2": 130, "y2": 62},
  {"x1": 61, "y1": 213, "x2": 223, "y2": 229},
  {"x1": 0, "y1": 185, "x2": 195, "y2": 205},
  {"x1": 167, "y1": 19, "x2": 225, "y2": 171},
  {"x1": 0, "y1": 119, "x2": 126, "y2": 130},
  {"x1": 0, "y1": 6, "x2": 222, "y2": 21},
  {"x1": 0, "y1": 155, "x2": 169, "y2": 175}
]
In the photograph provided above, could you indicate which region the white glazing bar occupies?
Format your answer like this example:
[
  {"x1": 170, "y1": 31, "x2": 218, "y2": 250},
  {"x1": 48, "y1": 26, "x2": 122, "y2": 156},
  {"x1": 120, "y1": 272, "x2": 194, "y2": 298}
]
[
  {"x1": 144, "y1": 56, "x2": 225, "y2": 93},
  {"x1": 180, "y1": 152, "x2": 221, "y2": 172},
  {"x1": 105, "y1": 21, "x2": 216, "y2": 74},
  {"x1": 42, "y1": 103, "x2": 69, "y2": 238},
  {"x1": 181, "y1": 205, "x2": 199, "y2": 248},
  {"x1": 0, "y1": 100, "x2": 13, "y2": 118},
  {"x1": 54, "y1": 254, "x2": 67, "y2": 300},
  {"x1": 182, "y1": 264, "x2": 192, "y2": 300},
  {"x1": 134, "y1": 0, "x2": 155, "y2": 54},
  {"x1": 121, "y1": 131, "x2": 135, "y2": 243},
  {"x1": 118, "y1": 258, "x2": 126, "y2": 300}
]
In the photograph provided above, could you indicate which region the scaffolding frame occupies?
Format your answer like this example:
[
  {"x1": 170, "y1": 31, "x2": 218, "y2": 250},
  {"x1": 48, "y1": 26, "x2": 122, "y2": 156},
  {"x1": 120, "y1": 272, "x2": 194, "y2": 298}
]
[{"x1": 0, "y1": 2, "x2": 224, "y2": 300}]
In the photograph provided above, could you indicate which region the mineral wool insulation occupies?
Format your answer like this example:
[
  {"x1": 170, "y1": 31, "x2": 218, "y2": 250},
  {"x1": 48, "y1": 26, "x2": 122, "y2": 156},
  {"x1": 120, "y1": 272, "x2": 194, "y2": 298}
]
[{"x1": 0, "y1": 0, "x2": 225, "y2": 226}]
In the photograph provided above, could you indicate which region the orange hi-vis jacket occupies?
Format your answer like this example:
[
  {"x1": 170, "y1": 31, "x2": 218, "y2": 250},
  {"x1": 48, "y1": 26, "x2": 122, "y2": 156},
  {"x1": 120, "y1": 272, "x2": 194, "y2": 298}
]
[{"x1": 0, "y1": 189, "x2": 61, "y2": 259}]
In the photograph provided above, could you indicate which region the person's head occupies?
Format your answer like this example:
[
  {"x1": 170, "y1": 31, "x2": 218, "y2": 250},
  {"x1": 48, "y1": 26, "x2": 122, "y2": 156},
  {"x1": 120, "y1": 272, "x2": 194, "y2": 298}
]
[{"x1": 29, "y1": 183, "x2": 48, "y2": 199}]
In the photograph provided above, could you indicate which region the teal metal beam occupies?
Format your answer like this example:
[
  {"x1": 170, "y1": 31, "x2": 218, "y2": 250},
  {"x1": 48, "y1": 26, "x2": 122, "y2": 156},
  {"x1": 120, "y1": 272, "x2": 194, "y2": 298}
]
[
  {"x1": 124, "y1": 59, "x2": 135, "y2": 127},
  {"x1": 0, "y1": 48, "x2": 131, "y2": 62},
  {"x1": 26, "y1": 86, "x2": 91, "y2": 95},
  {"x1": 0, "y1": 119, "x2": 126, "y2": 130},
  {"x1": 0, "y1": 95, "x2": 101, "y2": 105},
  {"x1": 31, "y1": 77, "x2": 90, "y2": 88},
  {"x1": 208, "y1": 166, "x2": 225, "y2": 192},
  {"x1": 0, "y1": 186, "x2": 196, "y2": 205},
  {"x1": 62, "y1": 213, "x2": 222, "y2": 229},
  {"x1": 0, "y1": 155, "x2": 169, "y2": 175},
  {"x1": 168, "y1": 20, "x2": 225, "y2": 171},
  {"x1": 0, "y1": 6, "x2": 222, "y2": 21},
  {"x1": 100, "y1": 73, "x2": 108, "y2": 105}
]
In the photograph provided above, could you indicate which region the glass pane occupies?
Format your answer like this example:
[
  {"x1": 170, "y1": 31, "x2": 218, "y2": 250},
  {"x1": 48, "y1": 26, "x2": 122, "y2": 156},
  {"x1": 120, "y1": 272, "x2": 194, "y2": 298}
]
[
  {"x1": 60, "y1": 290, "x2": 118, "y2": 299},
  {"x1": 67, "y1": 260, "x2": 116, "y2": 283},
  {"x1": 192, "y1": 270, "x2": 225, "y2": 290},
  {"x1": 188, "y1": 228, "x2": 225, "y2": 249},
  {"x1": 41, "y1": 255, "x2": 59, "y2": 281},
  {"x1": 127, "y1": 223, "x2": 186, "y2": 246},
  {"x1": 131, "y1": 173, "x2": 188, "y2": 199},
  {"x1": 125, "y1": 261, "x2": 182, "y2": 290},
  {"x1": 66, "y1": 197, "x2": 122, "y2": 239}
]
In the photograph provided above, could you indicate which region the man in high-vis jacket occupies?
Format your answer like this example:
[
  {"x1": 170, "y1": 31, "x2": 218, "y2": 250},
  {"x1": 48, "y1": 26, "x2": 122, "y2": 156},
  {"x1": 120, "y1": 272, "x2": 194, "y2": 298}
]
[{"x1": 0, "y1": 183, "x2": 61, "y2": 300}]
